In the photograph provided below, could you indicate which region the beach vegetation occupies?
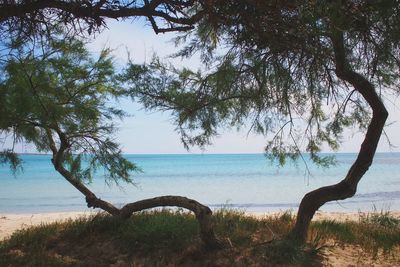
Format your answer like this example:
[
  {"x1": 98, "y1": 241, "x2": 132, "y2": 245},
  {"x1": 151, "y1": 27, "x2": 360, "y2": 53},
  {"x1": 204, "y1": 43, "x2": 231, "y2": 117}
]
[
  {"x1": 125, "y1": 1, "x2": 400, "y2": 242},
  {"x1": 0, "y1": 29, "x2": 221, "y2": 249},
  {"x1": 312, "y1": 216, "x2": 400, "y2": 256},
  {"x1": 0, "y1": 28, "x2": 138, "y2": 184},
  {"x1": 1, "y1": 0, "x2": 400, "y2": 260},
  {"x1": 0, "y1": 1, "x2": 228, "y2": 250},
  {"x1": 1, "y1": 209, "x2": 399, "y2": 266},
  {"x1": 360, "y1": 208, "x2": 400, "y2": 228},
  {"x1": 0, "y1": 30, "x2": 137, "y2": 182}
]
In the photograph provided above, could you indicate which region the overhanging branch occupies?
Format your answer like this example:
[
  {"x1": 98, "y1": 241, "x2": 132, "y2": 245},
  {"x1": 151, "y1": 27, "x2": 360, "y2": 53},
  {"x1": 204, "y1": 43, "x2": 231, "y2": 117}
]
[{"x1": 0, "y1": 0, "x2": 206, "y2": 34}]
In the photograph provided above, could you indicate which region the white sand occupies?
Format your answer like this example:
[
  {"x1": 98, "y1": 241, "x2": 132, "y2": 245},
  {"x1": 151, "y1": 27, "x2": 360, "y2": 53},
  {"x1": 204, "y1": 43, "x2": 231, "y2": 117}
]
[
  {"x1": 1, "y1": 210, "x2": 399, "y2": 241},
  {"x1": 0, "y1": 211, "x2": 95, "y2": 240}
]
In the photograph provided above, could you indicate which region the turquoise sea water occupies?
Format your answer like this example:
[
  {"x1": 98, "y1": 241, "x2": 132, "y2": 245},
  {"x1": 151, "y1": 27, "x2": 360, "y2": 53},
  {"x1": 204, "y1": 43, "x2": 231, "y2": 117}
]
[{"x1": 1, "y1": 153, "x2": 400, "y2": 214}]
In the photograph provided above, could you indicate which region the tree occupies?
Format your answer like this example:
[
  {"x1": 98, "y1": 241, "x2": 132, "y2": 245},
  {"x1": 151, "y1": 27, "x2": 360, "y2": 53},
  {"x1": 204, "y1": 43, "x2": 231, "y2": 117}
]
[
  {"x1": 0, "y1": 0, "x2": 225, "y2": 249},
  {"x1": 0, "y1": 30, "x2": 137, "y2": 204},
  {"x1": 0, "y1": 31, "x2": 221, "y2": 249},
  {"x1": 126, "y1": 0, "x2": 399, "y2": 242},
  {"x1": 0, "y1": 0, "x2": 208, "y2": 38}
]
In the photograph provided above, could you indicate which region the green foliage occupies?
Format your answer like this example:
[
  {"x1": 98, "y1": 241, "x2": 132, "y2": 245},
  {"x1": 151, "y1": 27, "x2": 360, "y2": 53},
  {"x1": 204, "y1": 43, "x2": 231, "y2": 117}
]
[
  {"x1": 0, "y1": 31, "x2": 137, "y2": 184},
  {"x1": 0, "y1": 150, "x2": 22, "y2": 174},
  {"x1": 126, "y1": 1, "x2": 400, "y2": 166}
]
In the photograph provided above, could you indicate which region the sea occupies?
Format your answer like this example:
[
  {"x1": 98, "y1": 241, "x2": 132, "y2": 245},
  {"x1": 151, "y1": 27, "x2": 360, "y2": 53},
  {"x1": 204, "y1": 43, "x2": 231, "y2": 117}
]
[{"x1": 1, "y1": 153, "x2": 400, "y2": 214}]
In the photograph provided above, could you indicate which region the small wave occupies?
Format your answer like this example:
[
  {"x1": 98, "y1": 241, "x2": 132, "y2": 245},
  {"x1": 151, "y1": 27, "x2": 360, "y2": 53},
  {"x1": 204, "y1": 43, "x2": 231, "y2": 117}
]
[
  {"x1": 208, "y1": 203, "x2": 299, "y2": 209},
  {"x1": 354, "y1": 191, "x2": 400, "y2": 199},
  {"x1": 0, "y1": 196, "x2": 82, "y2": 201}
]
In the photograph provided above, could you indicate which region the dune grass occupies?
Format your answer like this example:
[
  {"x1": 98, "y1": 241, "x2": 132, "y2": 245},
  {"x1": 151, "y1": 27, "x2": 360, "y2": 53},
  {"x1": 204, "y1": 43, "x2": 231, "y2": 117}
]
[
  {"x1": 311, "y1": 209, "x2": 400, "y2": 256},
  {"x1": 0, "y1": 209, "x2": 399, "y2": 266}
]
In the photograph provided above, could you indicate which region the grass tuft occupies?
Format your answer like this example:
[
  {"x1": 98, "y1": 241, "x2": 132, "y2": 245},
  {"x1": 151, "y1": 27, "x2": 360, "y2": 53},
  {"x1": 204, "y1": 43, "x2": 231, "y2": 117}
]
[
  {"x1": 311, "y1": 210, "x2": 400, "y2": 255},
  {"x1": 213, "y1": 208, "x2": 261, "y2": 245},
  {"x1": 359, "y1": 209, "x2": 400, "y2": 228}
]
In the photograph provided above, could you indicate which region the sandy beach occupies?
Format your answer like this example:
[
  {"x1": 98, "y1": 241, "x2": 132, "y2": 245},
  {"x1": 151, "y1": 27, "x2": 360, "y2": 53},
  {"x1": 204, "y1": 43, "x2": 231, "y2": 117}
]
[
  {"x1": 2, "y1": 210, "x2": 399, "y2": 241},
  {"x1": 0, "y1": 211, "x2": 95, "y2": 241}
]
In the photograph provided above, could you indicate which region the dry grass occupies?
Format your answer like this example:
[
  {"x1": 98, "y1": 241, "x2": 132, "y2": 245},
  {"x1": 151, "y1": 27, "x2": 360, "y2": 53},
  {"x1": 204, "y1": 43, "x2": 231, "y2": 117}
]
[{"x1": 0, "y1": 209, "x2": 399, "y2": 266}]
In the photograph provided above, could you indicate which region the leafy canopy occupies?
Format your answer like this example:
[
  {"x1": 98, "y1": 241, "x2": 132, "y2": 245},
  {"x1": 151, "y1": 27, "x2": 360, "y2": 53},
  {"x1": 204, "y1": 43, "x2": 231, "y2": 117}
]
[
  {"x1": 125, "y1": 0, "x2": 400, "y2": 166},
  {"x1": 0, "y1": 30, "x2": 137, "y2": 183}
]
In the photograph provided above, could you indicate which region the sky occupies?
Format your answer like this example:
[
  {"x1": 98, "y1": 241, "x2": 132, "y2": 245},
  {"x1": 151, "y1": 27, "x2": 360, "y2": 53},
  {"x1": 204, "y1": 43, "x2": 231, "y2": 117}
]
[
  {"x1": 84, "y1": 20, "x2": 272, "y2": 154},
  {"x1": 4, "y1": 19, "x2": 400, "y2": 154},
  {"x1": 85, "y1": 19, "x2": 400, "y2": 154}
]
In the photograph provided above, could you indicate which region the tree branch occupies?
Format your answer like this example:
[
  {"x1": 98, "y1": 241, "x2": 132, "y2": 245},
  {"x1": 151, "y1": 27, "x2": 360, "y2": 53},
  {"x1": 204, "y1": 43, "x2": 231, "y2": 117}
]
[
  {"x1": 0, "y1": 0, "x2": 205, "y2": 34},
  {"x1": 289, "y1": 29, "x2": 388, "y2": 242}
]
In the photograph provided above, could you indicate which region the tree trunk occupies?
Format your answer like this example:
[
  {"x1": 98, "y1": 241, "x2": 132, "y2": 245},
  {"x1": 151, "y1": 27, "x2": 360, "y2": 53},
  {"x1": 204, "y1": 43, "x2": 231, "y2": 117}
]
[
  {"x1": 289, "y1": 31, "x2": 388, "y2": 242},
  {"x1": 55, "y1": 162, "x2": 223, "y2": 249},
  {"x1": 46, "y1": 129, "x2": 222, "y2": 249},
  {"x1": 120, "y1": 195, "x2": 223, "y2": 249}
]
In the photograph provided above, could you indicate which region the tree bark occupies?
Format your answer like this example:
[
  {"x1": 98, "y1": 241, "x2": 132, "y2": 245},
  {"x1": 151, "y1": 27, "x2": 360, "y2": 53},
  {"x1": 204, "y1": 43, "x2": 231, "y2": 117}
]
[{"x1": 289, "y1": 31, "x2": 388, "y2": 242}]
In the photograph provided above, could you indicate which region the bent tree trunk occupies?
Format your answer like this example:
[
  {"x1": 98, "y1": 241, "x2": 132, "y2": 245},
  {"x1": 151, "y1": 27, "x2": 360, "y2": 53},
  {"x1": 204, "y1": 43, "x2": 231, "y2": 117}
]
[
  {"x1": 119, "y1": 196, "x2": 220, "y2": 249},
  {"x1": 289, "y1": 31, "x2": 388, "y2": 242},
  {"x1": 45, "y1": 129, "x2": 222, "y2": 250}
]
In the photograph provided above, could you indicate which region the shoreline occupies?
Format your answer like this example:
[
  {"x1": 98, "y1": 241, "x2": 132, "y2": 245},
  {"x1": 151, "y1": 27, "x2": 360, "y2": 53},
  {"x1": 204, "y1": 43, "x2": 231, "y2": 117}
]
[
  {"x1": 1, "y1": 210, "x2": 400, "y2": 241},
  {"x1": 0, "y1": 211, "x2": 95, "y2": 241},
  {"x1": 247, "y1": 210, "x2": 400, "y2": 221}
]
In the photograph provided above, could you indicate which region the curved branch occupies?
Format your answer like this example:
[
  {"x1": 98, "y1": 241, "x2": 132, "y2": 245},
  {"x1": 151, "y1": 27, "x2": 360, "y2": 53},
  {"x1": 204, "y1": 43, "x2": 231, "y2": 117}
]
[
  {"x1": 45, "y1": 127, "x2": 121, "y2": 215},
  {"x1": 120, "y1": 195, "x2": 224, "y2": 249},
  {"x1": 289, "y1": 30, "x2": 388, "y2": 242},
  {"x1": 45, "y1": 127, "x2": 222, "y2": 249}
]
